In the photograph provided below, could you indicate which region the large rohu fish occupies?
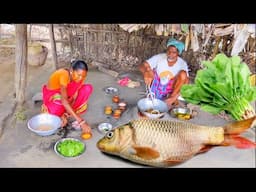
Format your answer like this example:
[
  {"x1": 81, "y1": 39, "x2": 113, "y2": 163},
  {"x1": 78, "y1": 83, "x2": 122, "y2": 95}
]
[{"x1": 97, "y1": 116, "x2": 256, "y2": 167}]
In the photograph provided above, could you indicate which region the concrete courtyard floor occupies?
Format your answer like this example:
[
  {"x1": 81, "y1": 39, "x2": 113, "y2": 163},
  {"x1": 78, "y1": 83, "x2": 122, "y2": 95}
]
[{"x1": 0, "y1": 60, "x2": 255, "y2": 168}]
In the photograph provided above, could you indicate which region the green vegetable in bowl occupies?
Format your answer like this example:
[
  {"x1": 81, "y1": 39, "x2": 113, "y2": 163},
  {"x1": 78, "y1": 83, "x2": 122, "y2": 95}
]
[
  {"x1": 181, "y1": 53, "x2": 256, "y2": 120},
  {"x1": 57, "y1": 139, "x2": 85, "y2": 157}
]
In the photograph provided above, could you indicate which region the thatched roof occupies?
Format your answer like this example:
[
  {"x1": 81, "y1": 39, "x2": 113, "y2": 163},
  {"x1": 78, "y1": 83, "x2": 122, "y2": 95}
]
[{"x1": 118, "y1": 24, "x2": 255, "y2": 56}]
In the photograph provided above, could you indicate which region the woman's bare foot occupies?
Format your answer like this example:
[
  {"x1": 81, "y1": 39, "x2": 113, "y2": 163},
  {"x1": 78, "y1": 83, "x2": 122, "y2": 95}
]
[
  {"x1": 61, "y1": 114, "x2": 68, "y2": 127},
  {"x1": 41, "y1": 104, "x2": 48, "y2": 113}
]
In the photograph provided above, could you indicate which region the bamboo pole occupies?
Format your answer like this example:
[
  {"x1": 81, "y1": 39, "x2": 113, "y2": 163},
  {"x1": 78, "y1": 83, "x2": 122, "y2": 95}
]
[
  {"x1": 29, "y1": 24, "x2": 32, "y2": 43},
  {"x1": 15, "y1": 24, "x2": 27, "y2": 106},
  {"x1": 59, "y1": 28, "x2": 64, "y2": 54},
  {"x1": 49, "y1": 24, "x2": 58, "y2": 69},
  {"x1": 69, "y1": 28, "x2": 74, "y2": 54},
  {"x1": 221, "y1": 36, "x2": 228, "y2": 52},
  {"x1": 248, "y1": 36, "x2": 255, "y2": 52},
  {"x1": 211, "y1": 36, "x2": 221, "y2": 59}
]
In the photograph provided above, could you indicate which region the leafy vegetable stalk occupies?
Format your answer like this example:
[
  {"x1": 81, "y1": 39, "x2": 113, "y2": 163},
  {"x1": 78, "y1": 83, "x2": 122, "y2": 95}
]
[
  {"x1": 181, "y1": 53, "x2": 256, "y2": 120},
  {"x1": 226, "y1": 96, "x2": 255, "y2": 120}
]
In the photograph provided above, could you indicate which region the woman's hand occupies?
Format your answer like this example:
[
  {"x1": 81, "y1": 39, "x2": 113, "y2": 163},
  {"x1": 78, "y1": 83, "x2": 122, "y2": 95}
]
[
  {"x1": 80, "y1": 121, "x2": 92, "y2": 140},
  {"x1": 80, "y1": 120, "x2": 92, "y2": 134}
]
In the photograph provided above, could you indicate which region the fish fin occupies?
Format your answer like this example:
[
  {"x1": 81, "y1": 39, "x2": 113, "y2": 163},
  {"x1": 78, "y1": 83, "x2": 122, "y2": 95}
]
[
  {"x1": 222, "y1": 135, "x2": 256, "y2": 149},
  {"x1": 223, "y1": 116, "x2": 256, "y2": 135},
  {"x1": 163, "y1": 156, "x2": 190, "y2": 166},
  {"x1": 132, "y1": 146, "x2": 160, "y2": 160},
  {"x1": 198, "y1": 145, "x2": 214, "y2": 153}
]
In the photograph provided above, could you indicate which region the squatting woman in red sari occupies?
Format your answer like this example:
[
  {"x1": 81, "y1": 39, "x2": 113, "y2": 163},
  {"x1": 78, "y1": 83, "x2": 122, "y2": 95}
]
[{"x1": 41, "y1": 59, "x2": 93, "y2": 137}]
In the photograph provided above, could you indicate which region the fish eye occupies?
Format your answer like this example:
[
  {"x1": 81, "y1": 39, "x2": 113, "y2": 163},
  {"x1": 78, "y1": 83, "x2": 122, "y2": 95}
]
[{"x1": 106, "y1": 131, "x2": 114, "y2": 139}]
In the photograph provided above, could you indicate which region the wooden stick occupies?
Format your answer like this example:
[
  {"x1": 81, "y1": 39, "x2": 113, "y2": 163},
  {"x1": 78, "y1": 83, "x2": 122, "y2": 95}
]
[
  {"x1": 15, "y1": 24, "x2": 27, "y2": 106},
  {"x1": 49, "y1": 24, "x2": 58, "y2": 69},
  {"x1": 211, "y1": 36, "x2": 221, "y2": 58}
]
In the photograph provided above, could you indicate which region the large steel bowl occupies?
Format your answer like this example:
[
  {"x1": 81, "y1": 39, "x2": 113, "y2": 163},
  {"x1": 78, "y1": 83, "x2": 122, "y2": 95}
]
[
  {"x1": 27, "y1": 113, "x2": 61, "y2": 136},
  {"x1": 137, "y1": 95, "x2": 168, "y2": 119},
  {"x1": 54, "y1": 138, "x2": 86, "y2": 159}
]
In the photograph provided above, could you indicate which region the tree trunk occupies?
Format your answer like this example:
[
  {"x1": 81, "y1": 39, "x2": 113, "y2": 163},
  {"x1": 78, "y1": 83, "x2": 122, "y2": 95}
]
[
  {"x1": 49, "y1": 24, "x2": 58, "y2": 69},
  {"x1": 15, "y1": 24, "x2": 27, "y2": 106}
]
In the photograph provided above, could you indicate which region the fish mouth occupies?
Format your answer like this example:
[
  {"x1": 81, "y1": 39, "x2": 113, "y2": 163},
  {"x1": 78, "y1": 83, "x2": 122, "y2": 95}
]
[{"x1": 97, "y1": 142, "x2": 105, "y2": 151}]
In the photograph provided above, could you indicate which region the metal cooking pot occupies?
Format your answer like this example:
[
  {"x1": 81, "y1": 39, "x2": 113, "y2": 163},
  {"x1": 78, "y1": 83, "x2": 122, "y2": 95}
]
[{"x1": 137, "y1": 93, "x2": 169, "y2": 119}]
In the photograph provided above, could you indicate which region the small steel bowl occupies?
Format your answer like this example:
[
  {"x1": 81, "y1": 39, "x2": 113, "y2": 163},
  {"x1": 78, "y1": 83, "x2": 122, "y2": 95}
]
[
  {"x1": 103, "y1": 86, "x2": 119, "y2": 95},
  {"x1": 98, "y1": 122, "x2": 113, "y2": 134},
  {"x1": 170, "y1": 107, "x2": 191, "y2": 120},
  {"x1": 54, "y1": 138, "x2": 86, "y2": 159}
]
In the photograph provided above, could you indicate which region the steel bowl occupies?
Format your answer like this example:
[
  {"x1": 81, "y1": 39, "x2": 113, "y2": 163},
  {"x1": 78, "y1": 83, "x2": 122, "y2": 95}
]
[
  {"x1": 54, "y1": 138, "x2": 86, "y2": 159},
  {"x1": 137, "y1": 97, "x2": 168, "y2": 119},
  {"x1": 170, "y1": 107, "x2": 191, "y2": 120},
  {"x1": 98, "y1": 122, "x2": 113, "y2": 134},
  {"x1": 27, "y1": 113, "x2": 62, "y2": 136},
  {"x1": 103, "y1": 86, "x2": 119, "y2": 95}
]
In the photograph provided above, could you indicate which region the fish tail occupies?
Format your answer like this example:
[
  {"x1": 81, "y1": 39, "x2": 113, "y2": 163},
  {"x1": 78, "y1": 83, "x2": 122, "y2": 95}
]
[
  {"x1": 221, "y1": 116, "x2": 256, "y2": 149},
  {"x1": 222, "y1": 135, "x2": 256, "y2": 149},
  {"x1": 223, "y1": 116, "x2": 256, "y2": 135}
]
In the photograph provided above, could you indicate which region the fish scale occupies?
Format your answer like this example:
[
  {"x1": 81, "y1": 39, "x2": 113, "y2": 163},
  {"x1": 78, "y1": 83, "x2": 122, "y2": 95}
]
[
  {"x1": 97, "y1": 117, "x2": 255, "y2": 167},
  {"x1": 128, "y1": 119, "x2": 217, "y2": 164},
  {"x1": 124, "y1": 119, "x2": 220, "y2": 166}
]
